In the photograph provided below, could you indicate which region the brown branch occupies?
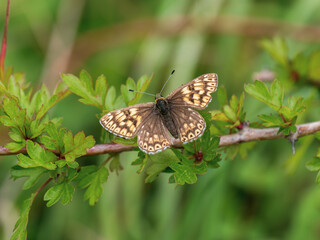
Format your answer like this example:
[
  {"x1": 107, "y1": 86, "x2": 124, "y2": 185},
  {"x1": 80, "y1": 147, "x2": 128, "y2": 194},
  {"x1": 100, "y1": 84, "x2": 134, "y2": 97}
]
[{"x1": 1, "y1": 121, "x2": 319, "y2": 156}]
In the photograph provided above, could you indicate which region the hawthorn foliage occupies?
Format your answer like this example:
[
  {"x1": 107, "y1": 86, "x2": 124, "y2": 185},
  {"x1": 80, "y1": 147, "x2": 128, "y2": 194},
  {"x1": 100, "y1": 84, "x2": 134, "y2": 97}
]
[{"x1": 0, "y1": 37, "x2": 320, "y2": 239}]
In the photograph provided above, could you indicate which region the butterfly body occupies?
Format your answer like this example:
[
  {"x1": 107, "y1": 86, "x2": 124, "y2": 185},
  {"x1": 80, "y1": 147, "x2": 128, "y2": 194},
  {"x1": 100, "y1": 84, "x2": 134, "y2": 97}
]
[
  {"x1": 155, "y1": 96, "x2": 179, "y2": 138},
  {"x1": 100, "y1": 73, "x2": 218, "y2": 154}
]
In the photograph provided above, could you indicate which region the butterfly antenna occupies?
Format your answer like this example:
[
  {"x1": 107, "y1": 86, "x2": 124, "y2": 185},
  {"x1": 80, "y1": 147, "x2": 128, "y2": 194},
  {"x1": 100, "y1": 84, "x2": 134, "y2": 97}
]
[
  {"x1": 128, "y1": 89, "x2": 156, "y2": 97},
  {"x1": 159, "y1": 70, "x2": 175, "y2": 95}
]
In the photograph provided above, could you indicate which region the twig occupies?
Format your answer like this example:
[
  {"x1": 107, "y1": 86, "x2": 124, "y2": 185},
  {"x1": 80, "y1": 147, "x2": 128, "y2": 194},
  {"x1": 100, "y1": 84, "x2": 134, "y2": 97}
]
[
  {"x1": 1, "y1": 121, "x2": 319, "y2": 156},
  {"x1": 34, "y1": 178, "x2": 53, "y2": 199}
]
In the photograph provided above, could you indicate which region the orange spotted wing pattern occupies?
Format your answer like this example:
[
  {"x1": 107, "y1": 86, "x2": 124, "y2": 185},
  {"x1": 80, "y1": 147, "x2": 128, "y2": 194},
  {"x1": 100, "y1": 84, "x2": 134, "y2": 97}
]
[{"x1": 100, "y1": 73, "x2": 218, "y2": 154}]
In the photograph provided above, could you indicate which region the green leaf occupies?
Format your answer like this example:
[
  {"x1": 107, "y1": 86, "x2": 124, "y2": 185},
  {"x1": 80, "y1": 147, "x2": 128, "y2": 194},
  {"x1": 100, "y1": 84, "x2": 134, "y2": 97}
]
[
  {"x1": 211, "y1": 110, "x2": 231, "y2": 122},
  {"x1": 8, "y1": 130, "x2": 24, "y2": 142},
  {"x1": 278, "y1": 124, "x2": 297, "y2": 135},
  {"x1": 238, "y1": 92, "x2": 246, "y2": 122},
  {"x1": 44, "y1": 182, "x2": 75, "y2": 207},
  {"x1": 229, "y1": 95, "x2": 239, "y2": 113},
  {"x1": 113, "y1": 136, "x2": 137, "y2": 146},
  {"x1": 120, "y1": 84, "x2": 130, "y2": 106},
  {"x1": 17, "y1": 140, "x2": 57, "y2": 170},
  {"x1": 1, "y1": 97, "x2": 26, "y2": 129},
  {"x1": 132, "y1": 151, "x2": 148, "y2": 174},
  {"x1": 306, "y1": 157, "x2": 320, "y2": 172},
  {"x1": 5, "y1": 141, "x2": 26, "y2": 152},
  {"x1": 245, "y1": 80, "x2": 283, "y2": 111},
  {"x1": 292, "y1": 51, "x2": 309, "y2": 77},
  {"x1": 62, "y1": 71, "x2": 101, "y2": 108},
  {"x1": 270, "y1": 80, "x2": 283, "y2": 108},
  {"x1": 104, "y1": 86, "x2": 116, "y2": 111},
  {"x1": 223, "y1": 105, "x2": 237, "y2": 122},
  {"x1": 145, "y1": 150, "x2": 177, "y2": 183},
  {"x1": 109, "y1": 155, "x2": 123, "y2": 174},
  {"x1": 40, "y1": 122, "x2": 65, "y2": 151},
  {"x1": 258, "y1": 114, "x2": 284, "y2": 127},
  {"x1": 11, "y1": 193, "x2": 35, "y2": 240},
  {"x1": 0, "y1": 80, "x2": 7, "y2": 94},
  {"x1": 309, "y1": 50, "x2": 320, "y2": 81},
  {"x1": 316, "y1": 171, "x2": 320, "y2": 184},
  {"x1": 80, "y1": 70, "x2": 96, "y2": 96},
  {"x1": 63, "y1": 131, "x2": 95, "y2": 163},
  {"x1": 128, "y1": 75, "x2": 152, "y2": 106},
  {"x1": 29, "y1": 119, "x2": 47, "y2": 139},
  {"x1": 261, "y1": 37, "x2": 289, "y2": 68},
  {"x1": 245, "y1": 80, "x2": 271, "y2": 106},
  {"x1": 120, "y1": 77, "x2": 137, "y2": 106},
  {"x1": 95, "y1": 74, "x2": 108, "y2": 104},
  {"x1": 78, "y1": 166, "x2": 109, "y2": 206},
  {"x1": 35, "y1": 83, "x2": 68, "y2": 120},
  {"x1": 10, "y1": 166, "x2": 47, "y2": 190},
  {"x1": 279, "y1": 96, "x2": 305, "y2": 121},
  {"x1": 170, "y1": 149, "x2": 207, "y2": 185}
]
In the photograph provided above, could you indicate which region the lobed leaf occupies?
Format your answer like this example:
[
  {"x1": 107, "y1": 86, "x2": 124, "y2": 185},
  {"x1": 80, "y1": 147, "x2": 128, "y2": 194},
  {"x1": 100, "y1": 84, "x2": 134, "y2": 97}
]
[
  {"x1": 44, "y1": 182, "x2": 75, "y2": 207},
  {"x1": 17, "y1": 140, "x2": 57, "y2": 170},
  {"x1": 306, "y1": 158, "x2": 320, "y2": 172},
  {"x1": 258, "y1": 114, "x2": 284, "y2": 127},
  {"x1": 245, "y1": 80, "x2": 283, "y2": 111},
  {"x1": 63, "y1": 131, "x2": 95, "y2": 163},
  {"x1": 128, "y1": 75, "x2": 152, "y2": 106},
  {"x1": 223, "y1": 105, "x2": 237, "y2": 122},
  {"x1": 10, "y1": 194, "x2": 35, "y2": 240},
  {"x1": 145, "y1": 150, "x2": 177, "y2": 183},
  {"x1": 170, "y1": 149, "x2": 207, "y2": 185},
  {"x1": 10, "y1": 166, "x2": 47, "y2": 190},
  {"x1": 5, "y1": 141, "x2": 26, "y2": 152},
  {"x1": 1, "y1": 97, "x2": 26, "y2": 129},
  {"x1": 109, "y1": 155, "x2": 123, "y2": 175},
  {"x1": 78, "y1": 166, "x2": 109, "y2": 206},
  {"x1": 95, "y1": 74, "x2": 108, "y2": 104},
  {"x1": 62, "y1": 71, "x2": 101, "y2": 108},
  {"x1": 104, "y1": 86, "x2": 116, "y2": 111},
  {"x1": 261, "y1": 37, "x2": 289, "y2": 68},
  {"x1": 40, "y1": 122, "x2": 66, "y2": 151}
]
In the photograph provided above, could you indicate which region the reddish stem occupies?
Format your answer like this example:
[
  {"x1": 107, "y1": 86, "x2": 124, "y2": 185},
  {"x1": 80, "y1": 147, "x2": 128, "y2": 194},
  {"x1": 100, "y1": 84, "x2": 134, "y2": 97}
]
[
  {"x1": 0, "y1": 0, "x2": 10, "y2": 79},
  {"x1": 34, "y1": 178, "x2": 53, "y2": 198}
]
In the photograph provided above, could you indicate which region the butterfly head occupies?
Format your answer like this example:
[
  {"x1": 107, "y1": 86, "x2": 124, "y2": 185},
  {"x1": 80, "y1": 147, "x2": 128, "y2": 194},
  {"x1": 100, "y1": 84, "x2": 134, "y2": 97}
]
[
  {"x1": 155, "y1": 93, "x2": 164, "y2": 100},
  {"x1": 155, "y1": 94, "x2": 168, "y2": 115}
]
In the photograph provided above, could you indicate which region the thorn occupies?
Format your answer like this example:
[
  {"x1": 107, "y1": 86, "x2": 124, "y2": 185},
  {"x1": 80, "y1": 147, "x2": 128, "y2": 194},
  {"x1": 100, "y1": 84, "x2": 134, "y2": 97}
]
[
  {"x1": 287, "y1": 131, "x2": 298, "y2": 155},
  {"x1": 242, "y1": 121, "x2": 250, "y2": 131},
  {"x1": 291, "y1": 139, "x2": 296, "y2": 155}
]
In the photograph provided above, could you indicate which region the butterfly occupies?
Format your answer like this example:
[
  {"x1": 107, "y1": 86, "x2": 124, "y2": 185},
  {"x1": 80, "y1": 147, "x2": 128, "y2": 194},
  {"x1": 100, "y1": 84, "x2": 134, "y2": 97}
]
[{"x1": 100, "y1": 73, "x2": 218, "y2": 154}]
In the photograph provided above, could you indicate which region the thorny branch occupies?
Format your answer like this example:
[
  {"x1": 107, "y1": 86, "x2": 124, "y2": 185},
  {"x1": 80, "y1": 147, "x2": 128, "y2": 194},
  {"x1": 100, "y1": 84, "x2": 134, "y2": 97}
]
[{"x1": 1, "y1": 121, "x2": 320, "y2": 156}]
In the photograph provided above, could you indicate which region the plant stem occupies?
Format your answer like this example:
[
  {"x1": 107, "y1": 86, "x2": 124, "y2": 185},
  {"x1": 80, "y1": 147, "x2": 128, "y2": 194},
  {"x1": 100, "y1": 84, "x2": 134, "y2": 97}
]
[{"x1": 1, "y1": 120, "x2": 320, "y2": 156}]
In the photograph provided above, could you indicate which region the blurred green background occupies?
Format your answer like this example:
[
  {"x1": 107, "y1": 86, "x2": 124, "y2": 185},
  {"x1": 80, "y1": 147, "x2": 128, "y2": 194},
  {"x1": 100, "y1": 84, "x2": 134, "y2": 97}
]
[{"x1": 1, "y1": 0, "x2": 320, "y2": 239}]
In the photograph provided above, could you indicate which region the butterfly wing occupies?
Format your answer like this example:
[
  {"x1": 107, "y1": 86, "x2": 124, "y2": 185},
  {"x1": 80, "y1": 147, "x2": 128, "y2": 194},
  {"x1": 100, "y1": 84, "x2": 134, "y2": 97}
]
[
  {"x1": 166, "y1": 73, "x2": 218, "y2": 109},
  {"x1": 170, "y1": 107, "x2": 206, "y2": 143},
  {"x1": 100, "y1": 102, "x2": 154, "y2": 139},
  {"x1": 137, "y1": 113, "x2": 172, "y2": 154}
]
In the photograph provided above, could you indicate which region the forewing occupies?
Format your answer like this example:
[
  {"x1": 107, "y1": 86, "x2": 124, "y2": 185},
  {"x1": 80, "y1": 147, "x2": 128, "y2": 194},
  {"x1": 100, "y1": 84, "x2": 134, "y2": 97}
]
[
  {"x1": 137, "y1": 113, "x2": 172, "y2": 154},
  {"x1": 170, "y1": 107, "x2": 206, "y2": 143},
  {"x1": 100, "y1": 102, "x2": 154, "y2": 139},
  {"x1": 167, "y1": 73, "x2": 218, "y2": 109}
]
